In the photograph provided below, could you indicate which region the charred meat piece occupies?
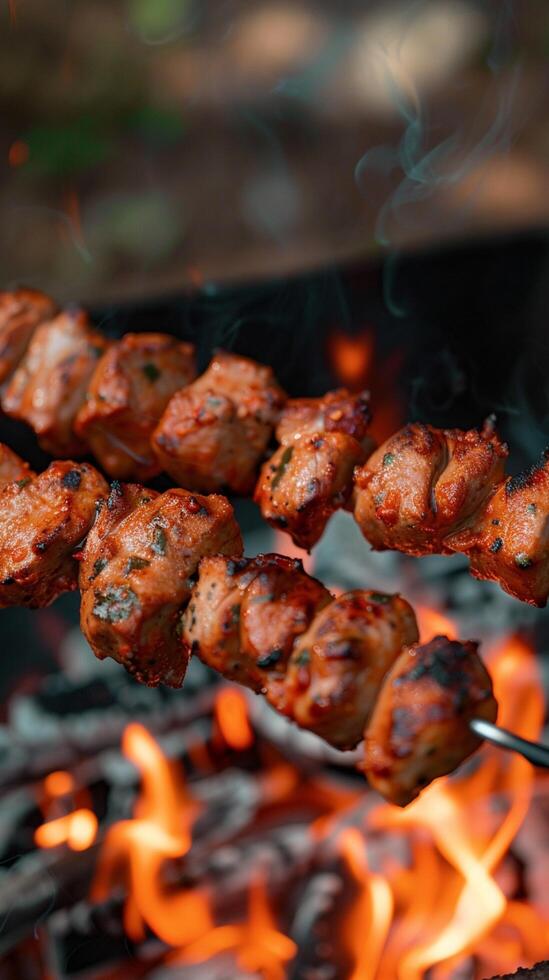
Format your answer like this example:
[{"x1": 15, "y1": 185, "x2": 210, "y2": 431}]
[
  {"x1": 256, "y1": 389, "x2": 373, "y2": 550},
  {"x1": 0, "y1": 288, "x2": 57, "y2": 385},
  {"x1": 363, "y1": 636, "x2": 498, "y2": 806},
  {"x1": 75, "y1": 333, "x2": 196, "y2": 481},
  {"x1": 183, "y1": 553, "x2": 331, "y2": 698},
  {"x1": 256, "y1": 431, "x2": 367, "y2": 551},
  {"x1": 447, "y1": 451, "x2": 549, "y2": 606},
  {"x1": 80, "y1": 488, "x2": 243, "y2": 687},
  {"x1": 281, "y1": 590, "x2": 419, "y2": 750},
  {"x1": 153, "y1": 351, "x2": 286, "y2": 494},
  {"x1": 0, "y1": 460, "x2": 108, "y2": 607},
  {"x1": 2, "y1": 310, "x2": 109, "y2": 457},
  {"x1": 353, "y1": 420, "x2": 507, "y2": 556},
  {"x1": 0, "y1": 443, "x2": 34, "y2": 487}
]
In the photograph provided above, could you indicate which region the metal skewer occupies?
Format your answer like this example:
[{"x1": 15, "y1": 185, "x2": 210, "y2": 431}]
[{"x1": 470, "y1": 718, "x2": 549, "y2": 768}]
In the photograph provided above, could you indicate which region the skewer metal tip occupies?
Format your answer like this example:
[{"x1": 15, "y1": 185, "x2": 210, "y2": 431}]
[{"x1": 470, "y1": 718, "x2": 549, "y2": 769}]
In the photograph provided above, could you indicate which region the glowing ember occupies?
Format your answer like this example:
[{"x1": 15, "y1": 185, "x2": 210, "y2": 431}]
[{"x1": 215, "y1": 686, "x2": 254, "y2": 750}]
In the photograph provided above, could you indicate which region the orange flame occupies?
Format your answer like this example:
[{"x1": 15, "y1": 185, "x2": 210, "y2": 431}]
[
  {"x1": 89, "y1": 616, "x2": 547, "y2": 977},
  {"x1": 174, "y1": 877, "x2": 296, "y2": 980},
  {"x1": 35, "y1": 768, "x2": 97, "y2": 851},
  {"x1": 215, "y1": 686, "x2": 254, "y2": 750},
  {"x1": 416, "y1": 605, "x2": 458, "y2": 643},
  {"x1": 91, "y1": 722, "x2": 211, "y2": 946},
  {"x1": 340, "y1": 828, "x2": 393, "y2": 980},
  {"x1": 43, "y1": 769, "x2": 75, "y2": 797},
  {"x1": 35, "y1": 809, "x2": 98, "y2": 851},
  {"x1": 364, "y1": 633, "x2": 548, "y2": 979},
  {"x1": 328, "y1": 330, "x2": 374, "y2": 388}
]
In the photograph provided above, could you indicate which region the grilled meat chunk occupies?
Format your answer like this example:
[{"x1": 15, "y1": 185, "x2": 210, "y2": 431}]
[
  {"x1": 256, "y1": 389, "x2": 373, "y2": 550},
  {"x1": 275, "y1": 389, "x2": 372, "y2": 445},
  {"x1": 447, "y1": 451, "x2": 549, "y2": 606},
  {"x1": 256, "y1": 431, "x2": 367, "y2": 551},
  {"x1": 363, "y1": 636, "x2": 498, "y2": 806},
  {"x1": 0, "y1": 288, "x2": 57, "y2": 385},
  {"x1": 2, "y1": 310, "x2": 109, "y2": 456},
  {"x1": 80, "y1": 488, "x2": 243, "y2": 687},
  {"x1": 153, "y1": 351, "x2": 286, "y2": 494},
  {"x1": 0, "y1": 460, "x2": 108, "y2": 607},
  {"x1": 282, "y1": 590, "x2": 419, "y2": 749},
  {"x1": 183, "y1": 553, "x2": 331, "y2": 698},
  {"x1": 75, "y1": 333, "x2": 196, "y2": 481},
  {"x1": 0, "y1": 444, "x2": 34, "y2": 487},
  {"x1": 353, "y1": 420, "x2": 507, "y2": 556}
]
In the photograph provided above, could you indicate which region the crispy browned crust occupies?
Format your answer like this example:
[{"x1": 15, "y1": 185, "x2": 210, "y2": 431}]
[
  {"x1": 80, "y1": 488, "x2": 243, "y2": 688},
  {"x1": 363, "y1": 636, "x2": 498, "y2": 806},
  {"x1": 152, "y1": 350, "x2": 286, "y2": 494},
  {"x1": 0, "y1": 288, "x2": 57, "y2": 384},
  {"x1": 353, "y1": 421, "x2": 508, "y2": 556},
  {"x1": 447, "y1": 451, "x2": 549, "y2": 606},
  {"x1": 282, "y1": 590, "x2": 419, "y2": 749},
  {"x1": 2, "y1": 310, "x2": 110, "y2": 456},
  {"x1": 256, "y1": 389, "x2": 374, "y2": 549},
  {"x1": 0, "y1": 460, "x2": 108, "y2": 607},
  {"x1": 255, "y1": 431, "x2": 367, "y2": 551},
  {"x1": 183, "y1": 553, "x2": 331, "y2": 697},
  {"x1": 75, "y1": 333, "x2": 196, "y2": 480}
]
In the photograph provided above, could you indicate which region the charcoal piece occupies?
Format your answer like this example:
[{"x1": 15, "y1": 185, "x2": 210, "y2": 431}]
[{"x1": 489, "y1": 965, "x2": 549, "y2": 980}]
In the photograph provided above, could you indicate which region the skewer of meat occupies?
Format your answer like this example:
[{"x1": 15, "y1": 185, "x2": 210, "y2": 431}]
[
  {"x1": 2, "y1": 288, "x2": 549, "y2": 609},
  {"x1": 0, "y1": 289, "x2": 287, "y2": 491},
  {"x1": 256, "y1": 396, "x2": 549, "y2": 608},
  {"x1": 0, "y1": 441, "x2": 498, "y2": 806}
]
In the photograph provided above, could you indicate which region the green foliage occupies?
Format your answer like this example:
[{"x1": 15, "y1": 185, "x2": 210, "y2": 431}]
[{"x1": 26, "y1": 118, "x2": 111, "y2": 176}]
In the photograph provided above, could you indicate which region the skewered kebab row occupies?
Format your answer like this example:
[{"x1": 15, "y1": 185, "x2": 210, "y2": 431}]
[
  {"x1": 0, "y1": 442, "x2": 496, "y2": 806},
  {"x1": 2, "y1": 289, "x2": 547, "y2": 608},
  {"x1": 0, "y1": 289, "x2": 285, "y2": 487},
  {"x1": 258, "y1": 399, "x2": 549, "y2": 607},
  {"x1": 0, "y1": 290, "x2": 199, "y2": 473}
]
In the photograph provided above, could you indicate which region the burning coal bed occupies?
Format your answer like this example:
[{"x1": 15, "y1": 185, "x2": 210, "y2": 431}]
[{"x1": 0, "y1": 511, "x2": 548, "y2": 980}]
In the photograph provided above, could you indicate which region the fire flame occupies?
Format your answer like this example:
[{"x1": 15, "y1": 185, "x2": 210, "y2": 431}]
[
  {"x1": 174, "y1": 877, "x2": 296, "y2": 979},
  {"x1": 35, "y1": 810, "x2": 98, "y2": 851},
  {"x1": 35, "y1": 768, "x2": 97, "y2": 851},
  {"x1": 328, "y1": 329, "x2": 374, "y2": 388},
  {"x1": 85, "y1": 612, "x2": 547, "y2": 977},
  {"x1": 215, "y1": 686, "x2": 254, "y2": 750},
  {"x1": 91, "y1": 722, "x2": 211, "y2": 946},
  {"x1": 92, "y1": 720, "x2": 296, "y2": 975},
  {"x1": 361, "y1": 633, "x2": 548, "y2": 979}
]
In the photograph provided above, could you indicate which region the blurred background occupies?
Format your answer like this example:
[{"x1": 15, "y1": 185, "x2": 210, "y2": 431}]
[{"x1": 1, "y1": 0, "x2": 549, "y2": 304}]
